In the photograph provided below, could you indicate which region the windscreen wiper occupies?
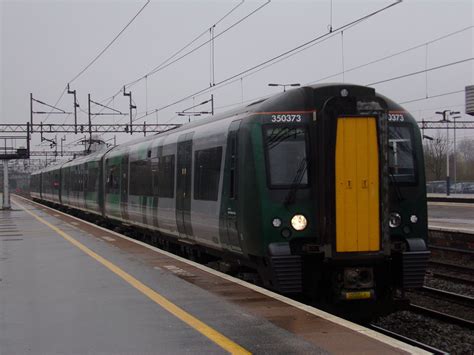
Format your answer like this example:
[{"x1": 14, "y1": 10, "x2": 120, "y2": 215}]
[
  {"x1": 267, "y1": 128, "x2": 295, "y2": 150},
  {"x1": 389, "y1": 172, "x2": 404, "y2": 201},
  {"x1": 284, "y1": 157, "x2": 307, "y2": 207}
]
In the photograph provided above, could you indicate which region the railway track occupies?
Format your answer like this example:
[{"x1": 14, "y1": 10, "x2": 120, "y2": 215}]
[
  {"x1": 429, "y1": 245, "x2": 474, "y2": 256},
  {"x1": 418, "y1": 286, "x2": 474, "y2": 307},
  {"x1": 428, "y1": 260, "x2": 474, "y2": 286},
  {"x1": 429, "y1": 260, "x2": 474, "y2": 273},
  {"x1": 408, "y1": 286, "x2": 474, "y2": 329},
  {"x1": 368, "y1": 324, "x2": 448, "y2": 355},
  {"x1": 408, "y1": 303, "x2": 474, "y2": 330},
  {"x1": 431, "y1": 271, "x2": 474, "y2": 286}
]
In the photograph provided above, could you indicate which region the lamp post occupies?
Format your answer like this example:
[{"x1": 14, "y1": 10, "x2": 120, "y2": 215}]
[
  {"x1": 268, "y1": 83, "x2": 300, "y2": 92},
  {"x1": 435, "y1": 110, "x2": 461, "y2": 195},
  {"x1": 435, "y1": 110, "x2": 450, "y2": 195},
  {"x1": 450, "y1": 112, "x2": 461, "y2": 188}
]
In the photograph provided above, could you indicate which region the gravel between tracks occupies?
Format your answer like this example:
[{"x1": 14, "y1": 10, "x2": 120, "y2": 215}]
[
  {"x1": 373, "y1": 311, "x2": 474, "y2": 354},
  {"x1": 407, "y1": 290, "x2": 474, "y2": 322},
  {"x1": 425, "y1": 274, "x2": 474, "y2": 297}
]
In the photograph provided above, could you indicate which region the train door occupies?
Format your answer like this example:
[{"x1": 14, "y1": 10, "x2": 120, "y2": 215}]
[
  {"x1": 222, "y1": 120, "x2": 242, "y2": 250},
  {"x1": 335, "y1": 117, "x2": 380, "y2": 252},
  {"x1": 121, "y1": 154, "x2": 129, "y2": 220},
  {"x1": 318, "y1": 93, "x2": 386, "y2": 256},
  {"x1": 176, "y1": 133, "x2": 194, "y2": 238}
]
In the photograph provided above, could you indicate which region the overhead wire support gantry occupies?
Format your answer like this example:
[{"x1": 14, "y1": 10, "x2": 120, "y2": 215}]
[
  {"x1": 30, "y1": 93, "x2": 72, "y2": 134},
  {"x1": 176, "y1": 95, "x2": 214, "y2": 122},
  {"x1": 67, "y1": 84, "x2": 79, "y2": 134},
  {"x1": 0, "y1": 123, "x2": 181, "y2": 134},
  {"x1": 417, "y1": 120, "x2": 474, "y2": 129},
  {"x1": 123, "y1": 86, "x2": 136, "y2": 135}
]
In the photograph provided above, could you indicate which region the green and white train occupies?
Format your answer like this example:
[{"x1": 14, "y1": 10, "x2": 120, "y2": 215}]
[{"x1": 31, "y1": 84, "x2": 430, "y2": 314}]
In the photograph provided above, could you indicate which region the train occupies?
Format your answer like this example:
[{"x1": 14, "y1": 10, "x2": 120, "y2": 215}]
[{"x1": 30, "y1": 83, "x2": 430, "y2": 316}]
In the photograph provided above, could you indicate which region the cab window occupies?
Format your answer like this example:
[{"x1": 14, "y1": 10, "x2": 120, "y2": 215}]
[
  {"x1": 389, "y1": 124, "x2": 417, "y2": 183},
  {"x1": 263, "y1": 126, "x2": 309, "y2": 188}
]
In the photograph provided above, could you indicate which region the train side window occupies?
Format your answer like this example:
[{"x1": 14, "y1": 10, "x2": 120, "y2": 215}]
[
  {"x1": 66, "y1": 169, "x2": 70, "y2": 191},
  {"x1": 53, "y1": 173, "x2": 59, "y2": 190},
  {"x1": 87, "y1": 166, "x2": 98, "y2": 192},
  {"x1": 130, "y1": 159, "x2": 152, "y2": 196},
  {"x1": 194, "y1": 146, "x2": 223, "y2": 201},
  {"x1": 155, "y1": 154, "x2": 175, "y2": 198},
  {"x1": 229, "y1": 133, "x2": 238, "y2": 199},
  {"x1": 106, "y1": 165, "x2": 120, "y2": 194}
]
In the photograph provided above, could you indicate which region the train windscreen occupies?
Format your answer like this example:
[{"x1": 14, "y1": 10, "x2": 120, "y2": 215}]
[
  {"x1": 388, "y1": 124, "x2": 416, "y2": 183},
  {"x1": 263, "y1": 126, "x2": 308, "y2": 188}
]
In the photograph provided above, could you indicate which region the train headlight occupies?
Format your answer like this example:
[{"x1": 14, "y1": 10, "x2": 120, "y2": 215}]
[
  {"x1": 410, "y1": 215, "x2": 418, "y2": 224},
  {"x1": 291, "y1": 214, "x2": 307, "y2": 231},
  {"x1": 389, "y1": 212, "x2": 402, "y2": 228}
]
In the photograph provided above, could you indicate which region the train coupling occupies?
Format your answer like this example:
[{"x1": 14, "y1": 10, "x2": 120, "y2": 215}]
[{"x1": 339, "y1": 267, "x2": 375, "y2": 300}]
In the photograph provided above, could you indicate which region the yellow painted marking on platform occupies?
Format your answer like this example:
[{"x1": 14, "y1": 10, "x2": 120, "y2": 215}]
[{"x1": 13, "y1": 200, "x2": 250, "y2": 355}]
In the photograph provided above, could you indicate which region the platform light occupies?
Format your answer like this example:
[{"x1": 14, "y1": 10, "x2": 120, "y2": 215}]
[{"x1": 291, "y1": 214, "x2": 307, "y2": 231}]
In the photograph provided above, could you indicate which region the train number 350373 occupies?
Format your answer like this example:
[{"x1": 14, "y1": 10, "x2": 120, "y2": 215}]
[
  {"x1": 271, "y1": 114, "x2": 302, "y2": 123},
  {"x1": 388, "y1": 113, "x2": 405, "y2": 122}
]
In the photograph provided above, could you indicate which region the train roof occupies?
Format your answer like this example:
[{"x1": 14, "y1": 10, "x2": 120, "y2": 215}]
[
  {"x1": 61, "y1": 147, "x2": 113, "y2": 169},
  {"x1": 30, "y1": 83, "x2": 415, "y2": 175}
]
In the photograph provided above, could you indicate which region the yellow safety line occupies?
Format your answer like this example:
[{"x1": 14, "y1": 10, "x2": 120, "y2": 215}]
[{"x1": 13, "y1": 199, "x2": 250, "y2": 355}]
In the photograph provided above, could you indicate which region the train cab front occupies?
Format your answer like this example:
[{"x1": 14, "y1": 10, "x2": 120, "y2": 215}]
[{"x1": 258, "y1": 84, "x2": 429, "y2": 311}]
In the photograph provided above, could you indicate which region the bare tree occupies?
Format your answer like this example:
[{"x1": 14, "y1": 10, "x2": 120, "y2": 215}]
[
  {"x1": 456, "y1": 138, "x2": 474, "y2": 181},
  {"x1": 423, "y1": 131, "x2": 448, "y2": 181}
]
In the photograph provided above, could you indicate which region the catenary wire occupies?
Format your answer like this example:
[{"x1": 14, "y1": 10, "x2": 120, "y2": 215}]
[
  {"x1": 68, "y1": 0, "x2": 150, "y2": 85},
  {"x1": 367, "y1": 58, "x2": 473, "y2": 86},
  {"x1": 132, "y1": 0, "x2": 403, "y2": 123},
  {"x1": 101, "y1": 0, "x2": 269, "y2": 104},
  {"x1": 307, "y1": 25, "x2": 473, "y2": 85},
  {"x1": 42, "y1": 1, "x2": 150, "y2": 124},
  {"x1": 211, "y1": 26, "x2": 473, "y2": 112}
]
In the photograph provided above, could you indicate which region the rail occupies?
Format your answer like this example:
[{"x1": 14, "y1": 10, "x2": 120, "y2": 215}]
[
  {"x1": 368, "y1": 324, "x2": 448, "y2": 355},
  {"x1": 408, "y1": 304, "x2": 474, "y2": 330},
  {"x1": 419, "y1": 286, "x2": 474, "y2": 307}
]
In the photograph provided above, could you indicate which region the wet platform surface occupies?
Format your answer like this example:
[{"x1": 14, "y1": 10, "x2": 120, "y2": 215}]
[
  {"x1": 428, "y1": 201, "x2": 474, "y2": 234},
  {"x1": 0, "y1": 196, "x2": 426, "y2": 354}
]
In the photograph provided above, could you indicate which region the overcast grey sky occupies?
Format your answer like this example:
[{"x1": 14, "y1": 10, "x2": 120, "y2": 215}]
[{"x1": 1, "y1": 0, "x2": 473, "y2": 152}]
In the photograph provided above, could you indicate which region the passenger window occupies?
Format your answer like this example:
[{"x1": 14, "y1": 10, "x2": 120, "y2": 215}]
[
  {"x1": 130, "y1": 160, "x2": 152, "y2": 195},
  {"x1": 106, "y1": 165, "x2": 120, "y2": 194},
  {"x1": 194, "y1": 147, "x2": 222, "y2": 201},
  {"x1": 87, "y1": 167, "x2": 99, "y2": 192},
  {"x1": 153, "y1": 154, "x2": 175, "y2": 198}
]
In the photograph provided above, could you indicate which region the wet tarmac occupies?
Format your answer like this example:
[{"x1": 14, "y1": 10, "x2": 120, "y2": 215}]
[{"x1": 428, "y1": 202, "x2": 474, "y2": 233}]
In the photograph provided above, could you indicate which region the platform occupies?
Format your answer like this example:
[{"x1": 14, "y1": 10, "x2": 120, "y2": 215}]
[
  {"x1": 428, "y1": 201, "x2": 474, "y2": 234},
  {"x1": 427, "y1": 193, "x2": 474, "y2": 204},
  {"x1": 0, "y1": 196, "x2": 427, "y2": 354}
]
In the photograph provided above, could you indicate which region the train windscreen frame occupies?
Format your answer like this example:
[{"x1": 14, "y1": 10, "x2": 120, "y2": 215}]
[
  {"x1": 263, "y1": 125, "x2": 309, "y2": 189},
  {"x1": 388, "y1": 123, "x2": 417, "y2": 184}
]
